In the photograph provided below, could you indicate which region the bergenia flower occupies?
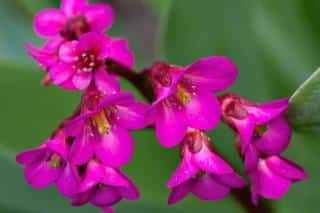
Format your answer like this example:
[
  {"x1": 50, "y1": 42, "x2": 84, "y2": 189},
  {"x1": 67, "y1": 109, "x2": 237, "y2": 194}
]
[
  {"x1": 167, "y1": 129, "x2": 246, "y2": 205},
  {"x1": 16, "y1": 130, "x2": 80, "y2": 198},
  {"x1": 34, "y1": 0, "x2": 114, "y2": 40},
  {"x1": 48, "y1": 32, "x2": 134, "y2": 91},
  {"x1": 72, "y1": 159, "x2": 139, "y2": 212},
  {"x1": 66, "y1": 86, "x2": 149, "y2": 167},
  {"x1": 219, "y1": 94, "x2": 291, "y2": 171},
  {"x1": 249, "y1": 155, "x2": 307, "y2": 205},
  {"x1": 148, "y1": 57, "x2": 238, "y2": 147}
]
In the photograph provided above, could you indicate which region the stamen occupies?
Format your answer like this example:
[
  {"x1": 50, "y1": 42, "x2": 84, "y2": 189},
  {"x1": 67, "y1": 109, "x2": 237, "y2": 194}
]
[
  {"x1": 49, "y1": 154, "x2": 62, "y2": 168},
  {"x1": 92, "y1": 111, "x2": 111, "y2": 134},
  {"x1": 175, "y1": 85, "x2": 190, "y2": 105}
]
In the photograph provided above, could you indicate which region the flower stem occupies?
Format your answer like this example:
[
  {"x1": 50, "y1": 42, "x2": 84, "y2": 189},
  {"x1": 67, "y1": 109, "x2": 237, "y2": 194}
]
[{"x1": 107, "y1": 59, "x2": 273, "y2": 213}]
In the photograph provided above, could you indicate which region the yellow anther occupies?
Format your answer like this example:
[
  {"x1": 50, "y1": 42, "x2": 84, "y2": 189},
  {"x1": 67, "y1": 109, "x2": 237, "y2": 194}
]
[
  {"x1": 49, "y1": 154, "x2": 62, "y2": 168},
  {"x1": 175, "y1": 85, "x2": 190, "y2": 105},
  {"x1": 92, "y1": 111, "x2": 111, "y2": 134},
  {"x1": 255, "y1": 125, "x2": 268, "y2": 137}
]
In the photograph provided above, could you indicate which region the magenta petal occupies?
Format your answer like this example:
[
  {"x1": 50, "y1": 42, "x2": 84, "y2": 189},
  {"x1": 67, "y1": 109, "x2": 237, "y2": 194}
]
[
  {"x1": 101, "y1": 206, "x2": 115, "y2": 213},
  {"x1": 59, "y1": 41, "x2": 79, "y2": 63},
  {"x1": 265, "y1": 156, "x2": 308, "y2": 181},
  {"x1": 116, "y1": 102, "x2": 150, "y2": 130},
  {"x1": 255, "y1": 117, "x2": 291, "y2": 155},
  {"x1": 84, "y1": 3, "x2": 114, "y2": 32},
  {"x1": 16, "y1": 145, "x2": 47, "y2": 165},
  {"x1": 183, "y1": 56, "x2": 238, "y2": 92},
  {"x1": 79, "y1": 160, "x2": 104, "y2": 193},
  {"x1": 25, "y1": 161, "x2": 62, "y2": 189},
  {"x1": 61, "y1": 0, "x2": 87, "y2": 16},
  {"x1": 56, "y1": 164, "x2": 80, "y2": 198},
  {"x1": 78, "y1": 32, "x2": 101, "y2": 52},
  {"x1": 168, "y1": 180, "x2": 193, "y2": 205},
  {"x1": 233, "y1": 116, "x2": 255, "y2": 154},
  {"x1": 155, "y1": 105, "x2": 187, "y2": 148},
  {"x1": 192, "y1": 146, "x2": 234, "y2": 174},
  {"x1": 46, "y1": 135, "x2": 68, "y2": 160},
  {"x1": 247, "y1": 98, "x2": 289, "y2": 124},
  {"x1": 118, "y1": 182, "x2": 140, "y2": 200},
  {"x1": 95, "y1": 127, "x2": 134, "y2": 167},
  {"x1": 95, "y1": 66, "x2": 120, "y2": 94},
  {"x1": 98, "y1": 38, "x2": 134, "y2": 68},
  {"x1": 251, "y1": 159, "x2": 291, "y2": 199},
  {"x1": 244, "y1": 144, "x2": 259, "y2": 173},
  {"x1": 71, "y1": 190, "x2": 93, "y2": 206},
  {"x1": 72, "y1": 71, "x2": 92, "y2": 90},
  {"x1": 69, "y1": 130, "x2": 94, "y2": 165},
  {"x1": 49, "y1": 63, "x2": 75, "y2": 85},
  {"x1": 33, "y1": 9, "x2": 66, "y2": 37},
  {"x1": 102, "y1": 167, "x2": 132, "y2": 187},
  {"x1": 91, "y1": 187, "x2": 121, "y2": 207},
  {"x1": 185, "y1": 93, "x2": 221, "y2": 130},
  {"x1": 167, "y1": 151, "x2": 198, "y2": 188},
  {"x1": 214, "y1": 173, "x2": 247, "y2": 188},
  {"x1": 192, "y1": 173, "x2": 230, "y2": 200}
]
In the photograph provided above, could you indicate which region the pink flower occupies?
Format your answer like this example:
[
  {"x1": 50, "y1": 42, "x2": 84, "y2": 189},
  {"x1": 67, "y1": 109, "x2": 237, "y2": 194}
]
[
  {"x1": 66, "y1": 86, "x2": 149, "y2": 167},
  {"x1": 47, "y1": 32, "x2": 134, "y2": 91},
  {"x1": 34, "y1": 0, "x2": 114, "y2": 40},
  {"x1": 219, "y1": 94, "x2": 291, "y2": 172},
  {"x1": 167, "y1": 129, "x2": 246, "y2": 205},
  {"x1": 249, "y1": 156, "x2": 307, "y2": 205},
  {"x1": 148, "y1": 57, "x2": 238, "y2": 147},
  {"x1": 16, "y1": 131, "x2": 80, "y2": 198},
  {"x1": 71, "y1": 160, "x2": 139, "y2": 212}
]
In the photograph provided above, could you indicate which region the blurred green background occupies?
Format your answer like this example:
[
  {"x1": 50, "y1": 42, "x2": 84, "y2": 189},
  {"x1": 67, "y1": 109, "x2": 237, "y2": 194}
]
[{"x1": 0, "y1": 0, "x2": 319, "y2": 212}]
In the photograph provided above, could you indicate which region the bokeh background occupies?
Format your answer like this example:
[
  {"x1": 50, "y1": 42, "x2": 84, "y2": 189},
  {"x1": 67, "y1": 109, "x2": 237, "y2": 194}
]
[{"x1": 0, "y1": 0, "x2": 319, "y2": 212}]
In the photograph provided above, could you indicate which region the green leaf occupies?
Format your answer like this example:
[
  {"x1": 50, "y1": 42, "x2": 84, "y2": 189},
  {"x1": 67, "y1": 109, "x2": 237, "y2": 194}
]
[{"x1": 288, "y1": 68, "x2": 320, "y2": 131}]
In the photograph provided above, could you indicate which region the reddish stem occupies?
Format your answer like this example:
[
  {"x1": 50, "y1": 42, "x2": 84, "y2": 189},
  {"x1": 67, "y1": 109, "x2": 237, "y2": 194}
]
[{"x1": 106, "y1": 59, "x2": 273, "y2": 213}]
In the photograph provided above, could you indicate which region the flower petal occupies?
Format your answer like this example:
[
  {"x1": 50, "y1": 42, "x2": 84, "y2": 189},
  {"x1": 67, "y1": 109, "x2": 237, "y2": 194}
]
[
  {"x1": 192, "y1": 146, "x2": 234, "y2": 174},
  {"x1": 167, "y1": 151, "x2": 198, "y2": 188},
  {"x1": 255, "y1": 117, "x2": 291, "y2": 155},
  {"x1": 69, "y1": 129, "x2": 94, "y2": 165},
  {"x1": 155, "y1": 104, "x2": 187, "y2": 148},
  {"x1": 250, "y1": 159, "x2": 291, "y2": 200},
  {"x1": 265, "y1": 156, "x2": 308, "y2": 181},
  {"x1": 102, "y1": 167, "x2": 132, "y2": 187},
  {"x1": 56, "y1": 164, "x2": 80, "y2": 198},
  {"x1": 232, "y1": 115, "x2": 255, "y2": 154},
  {"x1": 49, "y1": 63, "x2": 75, "y2": 85},
  {"x1": 118, "y1": 182, "x2": 140, "y2": 200},
  {"x1": 91, "y1": 187, "x2": 122, "y2": 207},
  {"x1": 79, "y1": 160, "x2": 104, "y2": 193},
  {"x1": 78, "y1": 32, "x2": 101, "y2": 52},
  {"x1": 94, "y1": 66, "x2": 120, "y2": 94},
  {"x1": 72, "y1": 71, "x2": 92, "y2": 90},
  {"x1": 46, "y1": 134, "x2": 68, "y2": 160},
  {"x1": 168, "y1": 180, "x2": 193, "y2": 205},
  {"x1": 116, "y1": 101, "x2": 150, "y2": 130},
  {"x1": 101, "y1": 38, "x2": 134, "y2": 68},
  {"x1": 59, "y1": 40, "x2": 79, "y2": 63},
  {"x1": 84, "y1": 3, "x2": 114, "y2": 32},
  {"x1": 16, "y1": 145, "x2": 47, "y2": 165},
  {"x1": 95, "y1": 127, "x2": 134, "y2": 167},
  {"x1": 33, "y1": 9, "x2": 66, "y2": 37},
  {"x1": 25, "y1": 161, "x2": 62, "y2": 189},
  {"x1": 214, "y1": 173, "x2": 247, "y2": 188},
  {"x1": 247, "y1": 98, "x2": 289, "y2": 124},
  {"x1": 244, "y1": 144, "x2": 259, "y2": 173},
  {"x1": 61, "y1": 0, "x2": 87, "y2": 16},
  {"x1": 191, "y1": 173, "x2": 230, "y2": 200},
  {"x1": 185, "y1": 93, "x2": 221, "y2": 130},
  {"x1": 183, "y1": 56, "x2": 238, "y2": 92}
]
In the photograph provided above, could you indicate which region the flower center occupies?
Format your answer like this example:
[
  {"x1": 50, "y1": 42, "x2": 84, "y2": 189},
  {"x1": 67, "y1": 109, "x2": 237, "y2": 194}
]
[
  {"x1": 92, "y1": 111, "x2": 111, "y2": 134},
  {"x1": 164, "y1": 85, "x2": 191, "y2": 110},
  {"x1": 49, "y1": 154, "x2": 63, "y2": 168},
  {"x1": 60, "y1": 16, "x2": 90, "y2": 40},
  {"x1": 253, "y1": 125, "x2": 268, "y2": 138},
  {"x1": 74, "y1": 51, "x2": 98, "y2": 73}
]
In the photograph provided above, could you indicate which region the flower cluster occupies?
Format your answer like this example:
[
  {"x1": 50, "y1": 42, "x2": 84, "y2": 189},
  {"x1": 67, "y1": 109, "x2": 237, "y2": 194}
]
[{"x1": 17, "y1": 0, "x2": 307, "y2": 212}]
